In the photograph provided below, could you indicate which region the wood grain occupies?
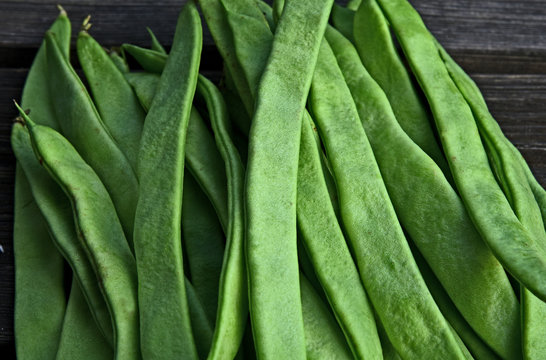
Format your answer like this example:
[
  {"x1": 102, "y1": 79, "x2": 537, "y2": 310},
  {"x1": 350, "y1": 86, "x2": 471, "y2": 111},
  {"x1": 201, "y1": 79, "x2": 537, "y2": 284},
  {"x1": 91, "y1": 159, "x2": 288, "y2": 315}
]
[{"x1": 0, "y1": 0, "x2": 544, "y2": 355}]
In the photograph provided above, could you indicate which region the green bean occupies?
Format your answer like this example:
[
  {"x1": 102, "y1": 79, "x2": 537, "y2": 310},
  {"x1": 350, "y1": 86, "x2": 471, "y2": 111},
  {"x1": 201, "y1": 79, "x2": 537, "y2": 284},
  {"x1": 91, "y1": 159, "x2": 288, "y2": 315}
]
[
  {"x1": 124, "y1": 70, "x2": 230, "y2": 229},
  {"x1": 147, "y1": 27, "x2": 167, "y2": 54},
  {"x1": 309, "y1": 39, "x2": 465, "y2": 359},
  {"x1": 220, "y1": 86, "x2": 251, "y2": 137},
  {"x1": 326, "y1": 25, "x2": 520, "y2": 359},
  {"x1": 55, "y1": 278, "x2": 113, "y2": 360},
  {"x1": 297, "y1": 115, "x2": 382, "y2": 359},
  {"x1": 410, "y1": 243, "x2": 500, "y2": 360},
  {"x1": 376, "y1": 0, "x2": 546, "y2": 302},
  {"x1": 346, "y1": 0, "x2": 362, "y2": 10},
  {"x1": 186, "y1": 278, "x2": 214, "y2": 360},
  {"x1": 197, "y1": 75, "x2": 247, "y2": 360},
  {"x1": 77, "y1": 29, "x2": 146, "y2": 172},
  {"x1": 18, "y1": 107, "x2": 139, "y2": 360},
  {"x1": 376, "y1": 323, "x2": 402, "y2": 360},
  {"x1": 12, "y1": 173, "x2": 66, "y2": 360},
  {"x1": 124, "y1": 72, "x2": 159, "y2": 112},
  {"x1": 299, "y1": 274, "x2": 353, "y2": 360},
  {"x1": 353, "y1": 0, "x2": 452, "y2": 182},
  {"x1": 436, "y1": 43, "x2": 546, "y2": 360},
  {"x1": 198, "y1": 0, "x2": 254, "y2": 116},
  {"x1": 12, "y1": 125, "x2": 113, "y2": 344},
  {"x1": 121, "y1": 43, "x2": 166, "y2": 74},
  {"x1": 13, "y1": 10, "x2": 70, "y2": 359},
  {"x1": 182, "y1": 171, "x2": 225, "y2": 325},
  {"x1": 330, "y1": 4, "x2": 355, "y2": 42},
  {"x1": 255, "y1": 0, "x2": 275, "y2": 31},
  {"x1": 132, "y1": 2, "x2": 202, "y2": 358},
  {"x1": 272, "y1": 0, "x2": 284, "y2": 23},
  {"x1": 244, "y1": 0, "x2": 333, "y2": 357},
  {"x1": 45, "y1": 31, "x2": 138, "y2": 244},
  {"x1": 109, "y1": 50, "x2": 129, "y2": 74}
]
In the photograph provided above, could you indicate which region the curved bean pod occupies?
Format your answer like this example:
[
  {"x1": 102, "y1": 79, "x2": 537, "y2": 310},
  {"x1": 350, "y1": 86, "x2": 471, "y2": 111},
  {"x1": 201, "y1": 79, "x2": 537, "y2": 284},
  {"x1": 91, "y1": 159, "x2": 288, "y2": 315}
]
[
  {"x1": 45, "y1": 31, "x2": 138, "y2": 244},
  {"x1": 309, "y1": 39, "x2": 465, "y2": 359},
  {"x1": 12, "y1": 125, "x2": 113, "y2": 344},
  {"x1": 133, "y1": 2, "x2": 202, "y2": 358},
  {"x1": 77, "y1": 29, "x2": 145, "y2": 172},
  {"x1": 147, "y1": 27, "x2": 167, "y2": 54},
  {"x1": 121, "y1": 43, "x2": 166, "y2": 74},
  {"x1": 197, "y1": 75, "x2": 247, "y2": 360},
  {"x1": 375, "y1": 0, "x2": 546, "y2": 302},
  {"x1": 18, "y1": 107, "x2": 140, "y2": 360},
  {"x1": 326, "y1": 25, "x2": 520, "y2": 359}
]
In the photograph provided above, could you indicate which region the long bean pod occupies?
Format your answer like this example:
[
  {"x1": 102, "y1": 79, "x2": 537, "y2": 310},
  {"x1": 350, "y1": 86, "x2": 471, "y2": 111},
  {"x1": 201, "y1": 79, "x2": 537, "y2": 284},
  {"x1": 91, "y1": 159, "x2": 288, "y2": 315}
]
[
  {"x1": 18, "y1": 107, "x2": 140, "y2": 360},
  {"x1": 133, "y1": 2, "x2": 202, "y2": 358},
  {"x1": 375, "y1": 0, "x2": 546, "y2": 302}
]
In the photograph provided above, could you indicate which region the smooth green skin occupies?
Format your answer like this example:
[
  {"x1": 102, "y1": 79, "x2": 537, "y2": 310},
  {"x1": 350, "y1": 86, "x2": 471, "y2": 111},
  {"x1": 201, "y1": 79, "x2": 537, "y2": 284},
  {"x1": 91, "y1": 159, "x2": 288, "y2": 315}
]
[
  {"x1": 199, "y1": 0, "x2": 255, "y2": 116},
  {"x1": 331, "y1": 4, "x2": 355, "y2": 43},
  {"x1": 110, "y1": 51, "x2": 129, "y2": 74},
  {"x1": 410, "y1": 244, "x2": 500, "y2": 360},
  {"x1": 186, "y1": 278, "x2": 214, "y2": 360},
  {"x1": 55, "y1": 278, "x2": 113, "y2": 360},
  {"x1": 124, "y1": 70, "x2": 230, "y2": 230},
  {"x1": 244, "y1": 0, "x2": 333, "y2": 357},
  {"x1": 327, "y1": 26, "x2": 520, "y2": 359},
  {"x1": 147, "y1": 27, "x2": 167, "y2": 54},
  {"x1": 12, "y1": 126, "x2": 113, "y2": 345},
  {"x1": 133, "y1": 3, "x2": 201, "y2": 358},
  {"x1": 347, "y1": 0, "x2": 362, "y2": 10},
  {"x1": 299, "y1": 275, "x2": 353, "y2": 360},
  {"x1": 45, "y1": 32, "x2": 138, "y2": 245},
  {"x1": 310, "y1": 40, "x2": 465, "y2": 359},
  {"x1": 77, "y1": 31, "x2": 146, "y2": 172},
  {"x1": 353, "y1": 0, "x2": 452, "y2": 183},
  {"x1": 272, "y1": 0, "x2": 284, "y2": 23},
  {"x1": 121, "y1": 43, "x2": 166, "y2": 74},
  {"x1": 182, "y1": 171, "x2": 225, "y2": 325},
  {"x1": 255, "y1": 0, "x2": 275, "y2": 30},
  {"x1": 20, "y1": 110, "x2": 140, "y2": 360},
  {"x1": 297, "y1": 116, "x2": 382, "y2": 359},
  {"x1": 12, "y1": 171, "x2": 66, "y2": 360},
  {"x1": 376, "y1": 0, "x2": 546, "y2": 303},
  {"x1": 13, "y1": 11, "x2": 70, "y2": 360},
  {"x1": 436, "y1": 44, "x2": 546, "y2": 360},
  {"x1": 198, "y1": 75, "x2": 248, "y2": 360}
]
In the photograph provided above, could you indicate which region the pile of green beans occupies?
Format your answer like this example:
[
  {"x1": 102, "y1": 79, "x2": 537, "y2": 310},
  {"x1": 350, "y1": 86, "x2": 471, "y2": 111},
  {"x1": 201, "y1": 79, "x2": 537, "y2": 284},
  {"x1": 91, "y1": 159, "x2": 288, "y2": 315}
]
[{"x1": 10, "y1": 0, "x2": 546, "y2": 359}]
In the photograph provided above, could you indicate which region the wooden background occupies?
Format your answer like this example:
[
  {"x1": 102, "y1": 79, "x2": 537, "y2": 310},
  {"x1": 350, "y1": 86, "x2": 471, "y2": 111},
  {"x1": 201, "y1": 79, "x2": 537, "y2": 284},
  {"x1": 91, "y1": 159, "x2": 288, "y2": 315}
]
[{"x1": 0, "y1": 0, "x2": 545, "y2": 356}]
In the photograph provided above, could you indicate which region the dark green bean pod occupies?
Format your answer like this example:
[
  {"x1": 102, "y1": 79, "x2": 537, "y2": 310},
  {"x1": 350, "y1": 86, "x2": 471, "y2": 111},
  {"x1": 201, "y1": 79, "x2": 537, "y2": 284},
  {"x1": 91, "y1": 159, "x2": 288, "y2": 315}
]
[
  {"x1": 186, "y1": 278, "x2": 214, "y2": 360},
  {"x1": 375, "y1": 0, "x2": 546, "y2": 303},
  {"x1": 436, "y1": 43, "x2": 546, "y2": 360},
  {"x1": 182, "y1": 171, "x2": 225, "y2": 325},
  {"x1": 77, "y1": 29, "x2": 146, "y2": 172},
  {"x1": 244, "y1": 0, "x2": 333, "y2": 357},
  {"x1": 124, "y1": 72, "x2": 159, "y2": 112},
  {"x1": 326, "y1": 25, "x2": 520, "y2": 359},
  {"x1": 45, "y1": 31, "x2": 138, "y2": 244},
  {"x1": 309, "y1": 39, "x2": 465, "y2": 359},
  {"x1": 109, "y1": 50, "x2": 129, "y2": 74},
  {"x1": 330, "y1": 4, "x2": 355, "y2": 42},
  {"x1": 12, "y1": 126, "x2": 113, "y2": 344},
  {"x1": 198, "y1": 75, "x2": 248, "y2": 360},
  {"x1": 55, "y1": 279, "x2": 113, "y2": 360},
  {"x1": 13, "y1": 10, "x2": 70, "y2": 359},
  {"x1": 147, "y1": 27, "x2": 167, "y2": 54},
  {"x1": 133, "y1": 2, "x2": 202, "y2": 358},
  {"x1": 18, "y1": 108, "x2": 140, "y2": 360},
  {"x1": 121, "y1": 43, "x2": 166, "y2": 74}
]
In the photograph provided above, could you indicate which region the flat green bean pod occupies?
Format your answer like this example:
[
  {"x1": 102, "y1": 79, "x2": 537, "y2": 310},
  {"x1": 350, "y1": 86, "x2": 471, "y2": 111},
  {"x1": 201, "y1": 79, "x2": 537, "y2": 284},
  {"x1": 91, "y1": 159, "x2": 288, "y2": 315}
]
[
  {"x1": 45, "y1": 31, "x2": 138, "y2": 244},
  {"x1": 121, "y1": 43, "x2": 166, "y2": 73},
  {"x1": 77, "y1": 29, "x2": 145, "y2": 172},
  {"x1": 197, "y1": 75, "x2": 247, "y2": 360},
  {"x1": 244, "y1": 0, "x2": 333, "y2": 357},
  {"x1": 375, "y1": 0, "x2": 546, "y2": 302},
  {"x1": 12, "y1": 125, "x2": 113, "y2": 344},
  {"x1": 182, "y1": 171, "x2": 225, "y2": 325},
  {"x1": 110, "y1": 50, "x2": 129, "y2": 74},
  {"x1": 18, "y1": 107, "x2": 140, "y2": 360},
  {"x1": 326, "y1": 25, "x2": 520, "y2": 359},
  {"x1": 55, "y1": 279, "x2": 113, "y2": 360},
  {"x1": 309, "y1": 39, "x2": 465, "y2": 359},
  {"x1": 436, "y1": 44, "x2": 546, "y2": 360},
  {"x1": 147, "y1": 27, "x2": 167, "y2": 54},
  {"x1": 13, "y1": 11, "x2": 70, "y2": 359},
  {"x1": 133, "y1": 2, "x2": 202, "y2": 358},
  {"x1": 186, "y1": 278, "x2": 214, "y2": 360}
]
